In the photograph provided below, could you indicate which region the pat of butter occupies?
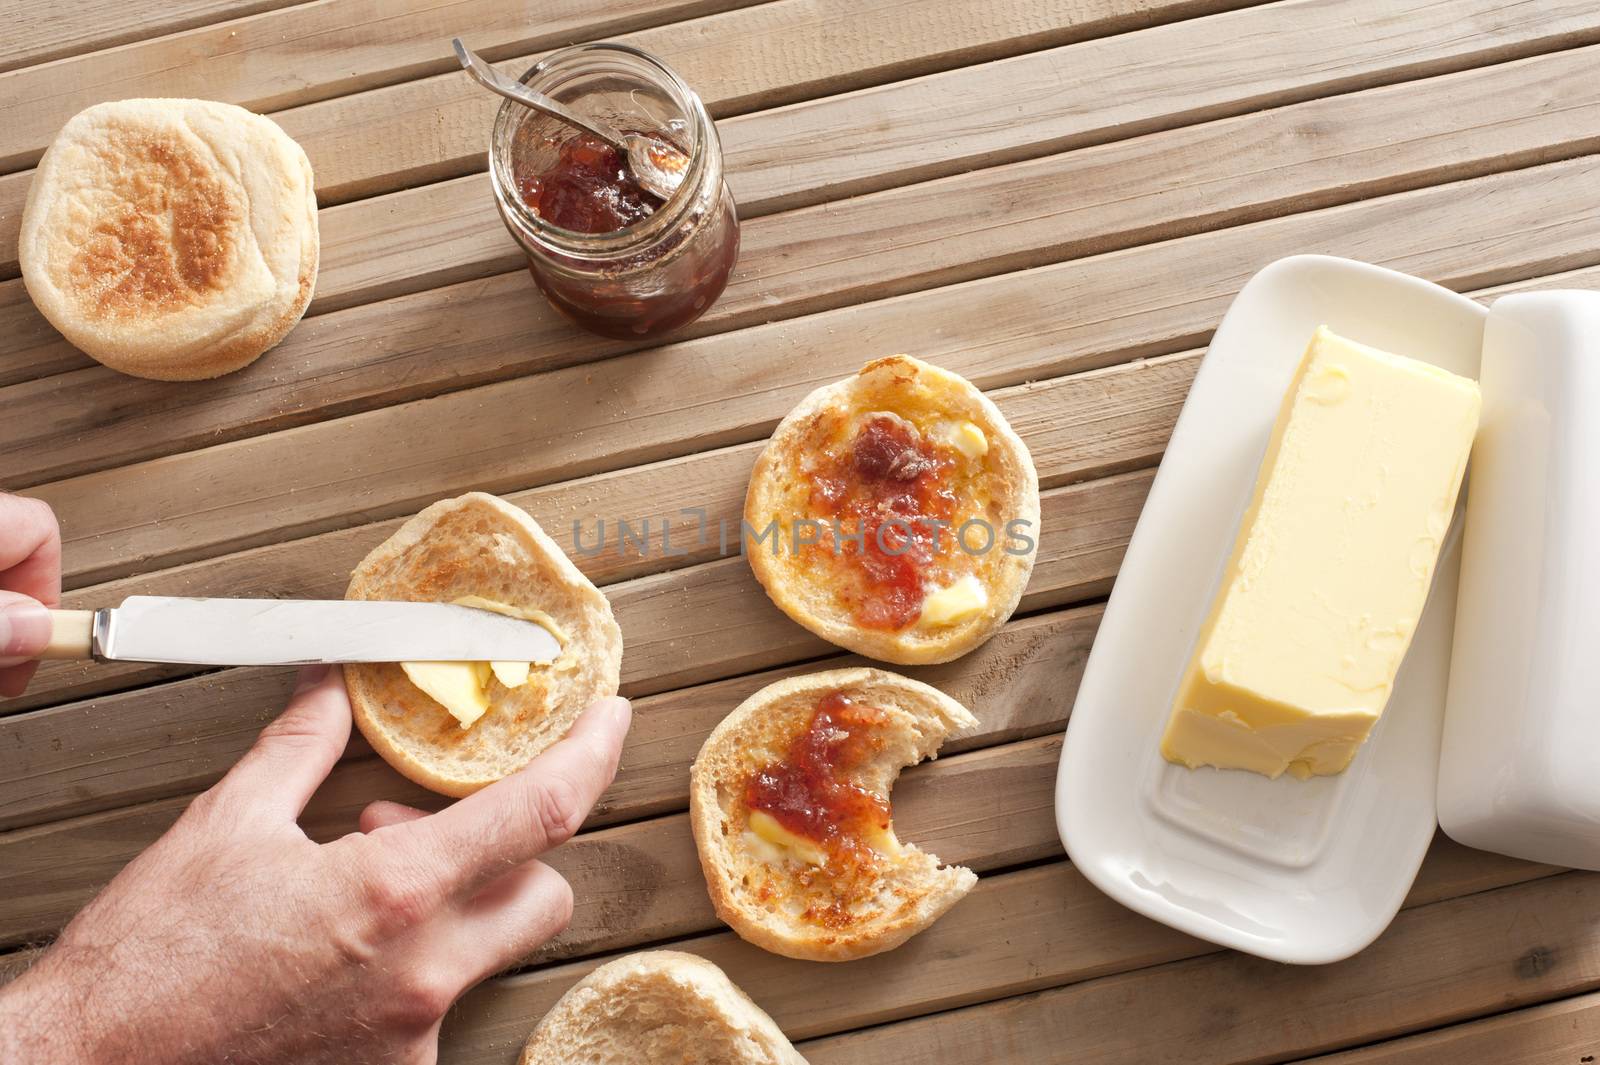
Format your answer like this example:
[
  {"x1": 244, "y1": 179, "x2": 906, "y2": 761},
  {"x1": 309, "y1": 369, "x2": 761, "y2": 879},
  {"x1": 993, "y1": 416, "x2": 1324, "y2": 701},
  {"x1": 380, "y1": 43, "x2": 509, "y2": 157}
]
[
  {"x1": 399, "y1": 596, "x2": 561, "y2": 729},
  {"x1": 745, "y1": 810, "x2": 902, "y2": 866},
  {"x1": 947, "y1": 420, "x2": 988, "y2": 460},
  {"x1": 401, "y1": 661, "x2": 492, "y2": 730},
  {"x1": 490, "y1": 660, "x2": 531, "y2": 688},
  {"x1": 920, "y1": 574, "x2": 988, "y2": 627},
  {"x1": 747, "y1": 811, "x2": 828, "y2": 867},
  {"x1": 1161, "y1": 327, "x2": 1480, "y2": 779}
]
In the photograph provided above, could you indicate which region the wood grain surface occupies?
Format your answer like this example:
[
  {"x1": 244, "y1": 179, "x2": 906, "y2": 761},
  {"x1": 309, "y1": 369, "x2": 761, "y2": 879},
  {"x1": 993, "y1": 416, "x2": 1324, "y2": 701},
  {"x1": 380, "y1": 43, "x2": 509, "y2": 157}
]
[{"x1": 3, "y1": 1, "x2": 1599, "y2": 1062}]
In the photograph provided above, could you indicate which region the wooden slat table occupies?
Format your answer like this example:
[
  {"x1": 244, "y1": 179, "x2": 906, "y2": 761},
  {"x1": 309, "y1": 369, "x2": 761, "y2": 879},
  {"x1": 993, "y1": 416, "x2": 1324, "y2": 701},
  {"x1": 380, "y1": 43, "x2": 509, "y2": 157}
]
[{"x1": 2, "y1": 1, "x2": 1599, "y2": 1061}]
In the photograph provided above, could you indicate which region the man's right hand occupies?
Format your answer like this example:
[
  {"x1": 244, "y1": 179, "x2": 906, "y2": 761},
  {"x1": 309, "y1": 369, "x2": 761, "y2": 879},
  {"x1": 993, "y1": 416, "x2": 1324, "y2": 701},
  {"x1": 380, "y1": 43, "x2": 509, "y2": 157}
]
[{"x1": 0, "y1": 665, "x2": 631, "y2": 1065}]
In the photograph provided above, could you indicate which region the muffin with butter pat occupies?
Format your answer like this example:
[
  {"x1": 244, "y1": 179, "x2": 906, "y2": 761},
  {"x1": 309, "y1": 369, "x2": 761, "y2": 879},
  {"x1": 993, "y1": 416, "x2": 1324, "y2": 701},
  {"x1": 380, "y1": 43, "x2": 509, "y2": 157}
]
[
  {"x1": 344, "y1": 492, "x2": 622, "y2": 797},
  {"x1": 745, "y1": 355, "x2": 1039, "y2": 665},
  {"x1": 690, "y1": 668, "x2": 978, "y2": 962}
]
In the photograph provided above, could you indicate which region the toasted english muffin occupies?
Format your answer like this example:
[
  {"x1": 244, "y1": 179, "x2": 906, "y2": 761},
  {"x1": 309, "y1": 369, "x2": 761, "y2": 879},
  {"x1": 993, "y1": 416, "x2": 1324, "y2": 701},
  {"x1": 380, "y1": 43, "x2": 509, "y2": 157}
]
[
  {"x1": 520, "y1": 951, "x2": 806, "y2": 1065},
  {"x1": 745, "y1": 356, "x2": 1039, "y2": 665},
  {"x1": 689, "y1": 668, "x2": 978, "y2": 962},
  {"x1": 19, "y1": 98, "x2": 318, "y2": 381},
  {"x1": 344, "y1": 493, "x2": 622, "y2": 797}
]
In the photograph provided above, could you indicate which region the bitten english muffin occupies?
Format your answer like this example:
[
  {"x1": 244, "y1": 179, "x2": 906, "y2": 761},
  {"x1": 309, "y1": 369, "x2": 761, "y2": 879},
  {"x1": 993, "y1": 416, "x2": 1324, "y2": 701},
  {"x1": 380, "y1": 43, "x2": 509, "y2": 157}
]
[
  {"x1": 520, "y1": 951, "x2": 806, "y2": 1065},
  {"x1": 19, "y1": 98, "x2": 318, "y2": 380},
  {"x1": 344, "y1": 493, "x2": 622, "y2": 797},
  {"x1": 689, "y1": 668, "x2": 978, "y2": 962},
  {"x1": 745, "y1": 355, "x2": 1039, "y2": 665}
]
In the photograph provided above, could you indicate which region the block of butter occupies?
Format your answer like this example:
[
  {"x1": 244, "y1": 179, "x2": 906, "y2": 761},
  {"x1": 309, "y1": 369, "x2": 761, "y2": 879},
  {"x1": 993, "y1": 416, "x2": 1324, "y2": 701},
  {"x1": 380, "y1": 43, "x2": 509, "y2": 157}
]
[{"x1": 1161, "y1": 326, "x2": 1480, "y2": 779}]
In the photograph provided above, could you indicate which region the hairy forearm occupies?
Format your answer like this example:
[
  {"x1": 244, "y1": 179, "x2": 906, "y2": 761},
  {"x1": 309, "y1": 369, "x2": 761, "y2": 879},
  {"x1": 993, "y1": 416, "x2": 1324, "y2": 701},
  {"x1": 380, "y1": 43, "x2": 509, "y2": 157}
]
[{"x1": 0, "y1": 949, "x2": 100, "y2": 1065}]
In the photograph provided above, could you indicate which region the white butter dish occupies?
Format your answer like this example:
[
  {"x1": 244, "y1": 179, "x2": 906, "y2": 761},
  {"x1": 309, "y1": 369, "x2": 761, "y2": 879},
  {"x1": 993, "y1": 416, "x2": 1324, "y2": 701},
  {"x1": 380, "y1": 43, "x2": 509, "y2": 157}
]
[
  {"x1": 1438, "y1": 290, "x2": 1600, "y2": 870},
  {"x1": 1057, "y1": 255, "x2": 1485, "y2": 964}
]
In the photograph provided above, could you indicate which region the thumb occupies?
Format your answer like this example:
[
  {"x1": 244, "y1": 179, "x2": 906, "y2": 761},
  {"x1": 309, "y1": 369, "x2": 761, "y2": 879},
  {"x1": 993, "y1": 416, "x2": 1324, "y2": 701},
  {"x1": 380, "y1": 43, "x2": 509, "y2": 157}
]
[
  {"x1": 215, "y1": 664, "x2": 353, "y2": 824},
  {"x1": 0, "y1": 591, "x2": 50, "y2": 666}
]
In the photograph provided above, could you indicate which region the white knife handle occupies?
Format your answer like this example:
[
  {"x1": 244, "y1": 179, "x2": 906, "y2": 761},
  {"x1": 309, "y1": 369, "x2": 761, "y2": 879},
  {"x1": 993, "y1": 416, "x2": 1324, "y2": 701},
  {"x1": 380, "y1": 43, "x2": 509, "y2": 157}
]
[{"x1": 42, "y1": 610, "x2": 95, "y2": 659}]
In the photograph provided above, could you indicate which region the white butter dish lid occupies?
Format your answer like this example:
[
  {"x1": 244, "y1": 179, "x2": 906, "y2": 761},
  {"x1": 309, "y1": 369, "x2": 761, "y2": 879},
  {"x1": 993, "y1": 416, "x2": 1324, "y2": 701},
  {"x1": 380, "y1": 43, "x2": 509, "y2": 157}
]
[{"x1": 1438, "y1": 290, "x2": 1600, "y2": 870}]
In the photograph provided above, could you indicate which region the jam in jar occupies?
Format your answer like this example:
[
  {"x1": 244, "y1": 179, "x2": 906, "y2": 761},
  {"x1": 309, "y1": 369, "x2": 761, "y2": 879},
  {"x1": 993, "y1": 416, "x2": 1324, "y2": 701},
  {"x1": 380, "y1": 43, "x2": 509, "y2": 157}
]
[{"x1": 490, "y1": 43, "x2": 739, "y2": 340}]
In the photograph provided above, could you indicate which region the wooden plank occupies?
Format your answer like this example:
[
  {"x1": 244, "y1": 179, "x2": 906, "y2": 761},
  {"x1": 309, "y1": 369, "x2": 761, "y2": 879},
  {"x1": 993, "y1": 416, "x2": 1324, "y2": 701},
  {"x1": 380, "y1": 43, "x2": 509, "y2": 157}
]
[
  {"x1": 0, "y1": 0, "x2": 765, "y2": 173},
  {"x1": 13, "y1": 251, "x2": 1593, "y2": 715},
  {"x1": 4, "y1": 0, "x2": 1597, "y2": 319},
  {"x1": 132, "y1": 0, "x2": 1600, "y2": 215},
  {"x1": 438, "y1": 846, "x2": 1563, "y2": 1063},
  {"x1": 0, "y1": 468, "x2": 1141, "y2": 823},
  {"x1": 0, "y1": 279, "x2": 74, "y2": 388},
  {"x1": 608, "y1": 468, "x2": 1144, "y2": 697},
  {"x1": 0, "y1": 0, "x2": 1223, "y2": 282},
  {"x1": 0, "y1": 713, "x2": 1561, "y2": 970},
  {"x1": 796, "y1": 872, "x2": 1600, "y2": 1065},
  {"x1": 27, "y1": 152, "x2": 1600, "y2": 589},
  {"x1": 1294, "y1": 991, "x2": 1600, "y2": 1064},
  {"x1": 0, "y1": 601, "x2": 1096, "y2": 832},
  {"x1": 7, "y1": 42, "x2": 1600, "y2": 482},
  {"x1": 9, "y1": 349, "x2": 1178, "y2": 712},
  {"x1": 0, "y1": 0, "x2": 305, "y2": 74},
  {"x1": 726, "y1": 0, "x2": 1600, "y2": 216},
  {"x1": 0, "y1": 728, "x2": 1062, "y2": 949}
]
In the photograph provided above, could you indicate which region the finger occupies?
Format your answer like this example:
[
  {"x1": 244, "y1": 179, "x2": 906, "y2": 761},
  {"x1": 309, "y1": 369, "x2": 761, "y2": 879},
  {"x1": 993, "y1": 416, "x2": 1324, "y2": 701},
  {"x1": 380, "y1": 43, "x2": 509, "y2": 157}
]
[
  {"x1": 0, "y1": 495, "x2": 61, "y2": 605},
  {"x1": 0, "y1": 592, "x2": 50, "y2": 659},
  {"x1": 0, "y1": 663, "x2": 39, "y2": 698},
  {"x1": 386, "y1": 696, "x2": 630, "y2": 898},
  {"x1": 430, "y1": 861, "x2": 573, "y2": 986},
  {"x1": 213, "y1": 665, "x2": 352, "y2": 822},
  {"x1": 360, "y1": 800, "x2": 430, "y2": 833},
  {"x1": 0, "y1": 591, "x2": 51, "y2": 694}
]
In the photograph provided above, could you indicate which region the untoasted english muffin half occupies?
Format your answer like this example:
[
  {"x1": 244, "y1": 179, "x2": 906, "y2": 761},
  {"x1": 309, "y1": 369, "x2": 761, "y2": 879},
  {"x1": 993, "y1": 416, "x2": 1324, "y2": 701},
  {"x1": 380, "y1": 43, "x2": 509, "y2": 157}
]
[
  {"x1": 520, "y1": 951, "x2": 806, "y2": 1065},
  {"x1": 690, "y1": 667, "x2": 978, "y2": 962},
  {"x1": 745, "y1": 355, "x2": 1039, "y2": 665},
  {"x1": 344, "y1": 493, "x2": 622, "y2": 797},
  {"x1": 20, "y1": 98, "x2": 318, "y2": 380}
]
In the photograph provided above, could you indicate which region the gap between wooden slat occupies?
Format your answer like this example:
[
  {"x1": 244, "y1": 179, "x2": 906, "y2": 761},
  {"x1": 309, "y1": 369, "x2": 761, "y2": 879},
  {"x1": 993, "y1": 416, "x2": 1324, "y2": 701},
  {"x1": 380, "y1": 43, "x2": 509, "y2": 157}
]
[
  {"x1": 2, "y1": 0, "x2": 1595, "y2": 309},
  {"x1": 0, "y1": 0, "x2": 777, "y2": 173},
  {"x1": 0, "y1": 467, "x2": 1141, "y2": 829},
  {"x1": 5, "y1": 345, "x2": 1180, "y2": 715},
  {"x1": 5, "y1": 41, "x2": 1599, "y2": 479},
  {"x1": 440, "y1": 849, "x2": 1566, "y2": 1060},
  {"x1": 0, "y1": 0, "x2": 312, "y2": 75},
  {"x1": 0, "y1": 727, "x2": 1061, "y2": 949},
  {"x1": 1290, "y1": 989, "x2": 1600, "y2": 1065},
  {"x1": 9, "y1": 213, "x2": 1600, "y2": 726},
  {"x1": 23, "y1": 151, "x2": 1600, "y2": 593},
  {"x1": 0, "y1": 0, "x2": 1247, "y2": 262}
]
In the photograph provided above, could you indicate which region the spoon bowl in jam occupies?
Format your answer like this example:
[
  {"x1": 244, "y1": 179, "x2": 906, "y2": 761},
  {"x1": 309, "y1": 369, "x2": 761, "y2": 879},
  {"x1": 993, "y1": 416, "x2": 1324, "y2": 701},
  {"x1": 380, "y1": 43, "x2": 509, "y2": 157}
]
[{"x1": 453, "y1": 37, "x2": 688, "y2": 202}]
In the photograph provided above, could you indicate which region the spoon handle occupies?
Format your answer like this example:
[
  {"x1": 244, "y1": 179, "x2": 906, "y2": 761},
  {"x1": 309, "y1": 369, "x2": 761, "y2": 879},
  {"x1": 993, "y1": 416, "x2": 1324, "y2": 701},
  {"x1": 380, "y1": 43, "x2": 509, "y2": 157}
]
[{"x1": 451, "y1": 39, "x2": 627, "y2": 150}]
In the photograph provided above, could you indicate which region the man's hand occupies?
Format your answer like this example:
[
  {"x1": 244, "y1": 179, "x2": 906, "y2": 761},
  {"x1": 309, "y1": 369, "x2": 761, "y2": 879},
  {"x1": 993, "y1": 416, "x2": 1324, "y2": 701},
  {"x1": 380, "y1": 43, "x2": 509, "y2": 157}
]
[
  {"x1": 0, "y1": 666, "x2": 631, "y2": 1065},
  {"x1": 0, "y1": 493, "x2": 61, "y2": 697}
]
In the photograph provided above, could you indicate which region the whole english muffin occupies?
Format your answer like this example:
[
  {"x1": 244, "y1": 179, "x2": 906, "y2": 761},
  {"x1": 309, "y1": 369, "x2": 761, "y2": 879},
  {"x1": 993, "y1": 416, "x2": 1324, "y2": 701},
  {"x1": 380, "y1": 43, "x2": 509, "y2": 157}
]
[
  {"x1": 520, "y1": 951, "x2": 807, "y2": 1065},
  {"x1": 746, "y1": 355, "x2": 1040, "y2": 665},
  {"x1": 19, "y1": 98, "x2": 318, "y2": 380},
  {"x1": 344, "y1": 493, "x2": 622, "y2": 797},
  {"x1": 689, "y1": 667, "x2": 978, "y2": 962}
]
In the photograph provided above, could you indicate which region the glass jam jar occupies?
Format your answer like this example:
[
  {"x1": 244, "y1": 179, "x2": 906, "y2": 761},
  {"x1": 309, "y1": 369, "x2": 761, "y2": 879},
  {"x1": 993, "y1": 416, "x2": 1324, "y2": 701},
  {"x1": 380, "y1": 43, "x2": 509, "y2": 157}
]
[{"x1": 489, "y1": 43, "x2": 740, "y2": 340}]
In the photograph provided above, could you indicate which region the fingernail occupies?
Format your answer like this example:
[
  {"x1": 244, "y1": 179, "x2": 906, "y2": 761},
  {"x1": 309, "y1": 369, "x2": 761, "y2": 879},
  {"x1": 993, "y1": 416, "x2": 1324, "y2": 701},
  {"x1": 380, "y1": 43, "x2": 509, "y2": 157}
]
[
  {"x1": 0, "y1": 599, "x2": 49, "y2": 659},
  {"x1": 601, "y1": 695, "x2": 632, "y2": 728},
  {"x1": 293, "y1": 663, "x2": 333, "y2": 693}
]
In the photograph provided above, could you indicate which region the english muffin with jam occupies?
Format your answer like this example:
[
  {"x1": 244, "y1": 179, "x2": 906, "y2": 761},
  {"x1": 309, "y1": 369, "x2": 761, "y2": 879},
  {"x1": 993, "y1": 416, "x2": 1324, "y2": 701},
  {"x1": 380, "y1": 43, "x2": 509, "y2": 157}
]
[
  {"x1": 689, "y1": 667, "x2": 978, "y2": 962},
  {"x1": 20, "y1": 98, "x2": 318, "y2": 380},
  {"x1": 745, "y1": 355, "x2": 1039, "y2": 664}
]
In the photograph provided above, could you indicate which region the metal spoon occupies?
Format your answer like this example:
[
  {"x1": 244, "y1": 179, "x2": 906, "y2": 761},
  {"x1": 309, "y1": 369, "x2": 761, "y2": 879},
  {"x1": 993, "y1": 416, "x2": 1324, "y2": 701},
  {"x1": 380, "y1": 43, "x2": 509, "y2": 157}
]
[{"x1": 452, "y1": 38, "x2": 688, "y2": 201}]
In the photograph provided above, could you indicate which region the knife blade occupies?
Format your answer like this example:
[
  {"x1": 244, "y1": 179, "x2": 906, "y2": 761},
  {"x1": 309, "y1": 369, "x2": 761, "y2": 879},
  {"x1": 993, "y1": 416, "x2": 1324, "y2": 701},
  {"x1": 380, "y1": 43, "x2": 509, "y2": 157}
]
[{"x1": 46, "y1": 596, "x2": 563, "y2": 666}]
